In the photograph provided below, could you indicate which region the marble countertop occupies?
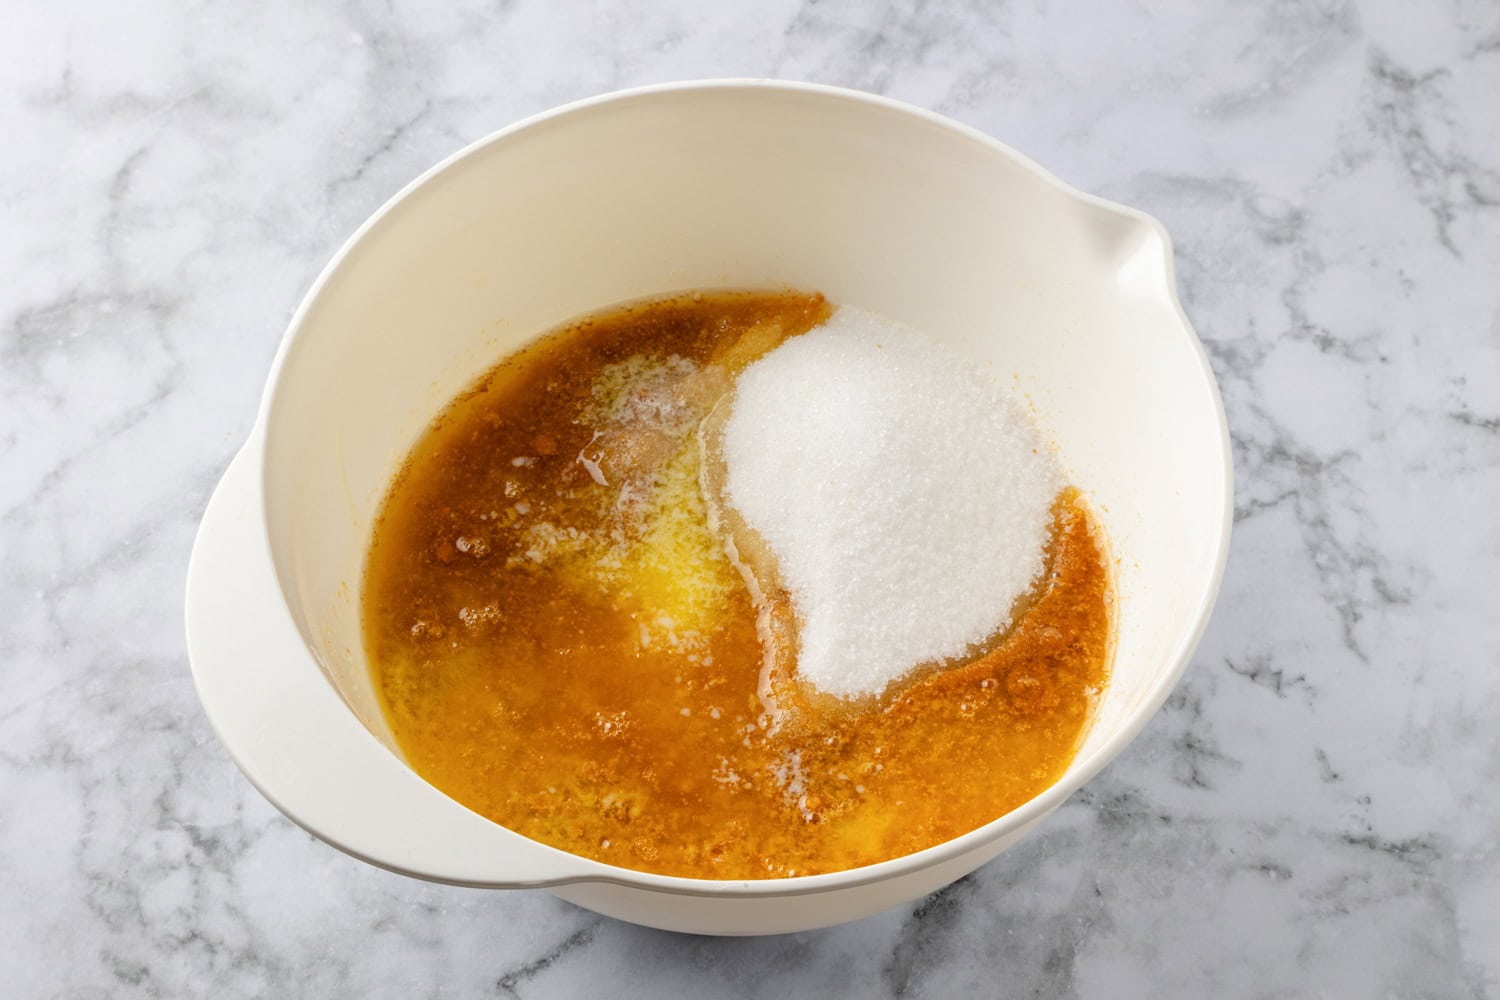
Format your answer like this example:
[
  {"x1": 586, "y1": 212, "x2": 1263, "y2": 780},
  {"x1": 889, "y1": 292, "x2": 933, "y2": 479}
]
[{"x1": 4, "y1": 1, "x2": 1498, "y2": 996}]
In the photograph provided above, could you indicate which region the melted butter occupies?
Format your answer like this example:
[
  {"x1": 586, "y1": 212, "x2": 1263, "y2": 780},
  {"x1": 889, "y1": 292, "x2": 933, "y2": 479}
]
[{"x1": 363, "y1": 290, "x2": 1112, "y2": 879}]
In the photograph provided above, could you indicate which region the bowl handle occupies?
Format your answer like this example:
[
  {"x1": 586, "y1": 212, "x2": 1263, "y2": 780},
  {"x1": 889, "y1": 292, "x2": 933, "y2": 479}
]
[{"x1": 185, "y1": 438, "x2": 586, "y2": 887}]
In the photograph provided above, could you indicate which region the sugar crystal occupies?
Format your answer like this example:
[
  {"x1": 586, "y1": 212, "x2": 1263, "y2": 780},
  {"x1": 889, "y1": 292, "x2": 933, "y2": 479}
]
[{"x1": 721, "y1": 307, "x2": 1060, "y2": 698}]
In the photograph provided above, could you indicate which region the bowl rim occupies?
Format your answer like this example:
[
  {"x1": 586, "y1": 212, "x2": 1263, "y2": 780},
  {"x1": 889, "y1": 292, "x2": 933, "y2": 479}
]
[{"x1": 236, "y1": 78, "x2": 1234, "y2": 896}]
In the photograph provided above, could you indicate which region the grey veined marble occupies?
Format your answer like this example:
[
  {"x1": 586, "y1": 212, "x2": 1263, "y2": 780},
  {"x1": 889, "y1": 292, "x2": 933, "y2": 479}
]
[{"x1": 3, "y1": 1, "x2": 1497, "y2": 997}]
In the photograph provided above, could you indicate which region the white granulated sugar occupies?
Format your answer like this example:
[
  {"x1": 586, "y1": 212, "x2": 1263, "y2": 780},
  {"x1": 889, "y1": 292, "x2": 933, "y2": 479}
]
[{"x1": 721, "y1": 307, "x2": 1061, "y2": 700}]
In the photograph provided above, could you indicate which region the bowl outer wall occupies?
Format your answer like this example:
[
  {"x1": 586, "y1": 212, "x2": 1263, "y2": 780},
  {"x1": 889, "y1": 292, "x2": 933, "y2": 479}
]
[{"x1": 186, "y1": 80, "x2": 1233, "y2": 933}]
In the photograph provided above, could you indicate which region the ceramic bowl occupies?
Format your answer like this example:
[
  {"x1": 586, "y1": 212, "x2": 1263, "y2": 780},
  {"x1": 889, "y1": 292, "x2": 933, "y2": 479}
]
[{"x1": 185, "y1": 80, "x2": 1232, "y2": 935}]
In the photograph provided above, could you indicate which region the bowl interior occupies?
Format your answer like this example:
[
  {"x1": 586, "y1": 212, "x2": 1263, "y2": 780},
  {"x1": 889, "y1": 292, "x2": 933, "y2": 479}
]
[{"x1": 264, "y1": 84, "x2": 1227, "y2": 792}]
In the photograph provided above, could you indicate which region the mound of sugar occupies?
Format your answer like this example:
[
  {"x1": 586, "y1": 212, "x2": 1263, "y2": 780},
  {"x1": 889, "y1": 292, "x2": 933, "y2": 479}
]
[{"x1": 721, "y1": 307, "x2": 1060, "y2": 699}]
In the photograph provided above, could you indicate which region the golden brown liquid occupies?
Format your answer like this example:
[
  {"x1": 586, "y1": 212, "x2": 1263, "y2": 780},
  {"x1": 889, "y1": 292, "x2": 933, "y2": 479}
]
[{"x1": 364, "y1": 291, "x2": 1112, "y2": 879}]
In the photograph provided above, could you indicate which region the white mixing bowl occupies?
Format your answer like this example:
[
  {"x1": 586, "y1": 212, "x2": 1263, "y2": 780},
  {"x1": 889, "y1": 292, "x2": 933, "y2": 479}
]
[{"x1": 185, "y1": 80, "x2": 1231, "y2": 935}]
